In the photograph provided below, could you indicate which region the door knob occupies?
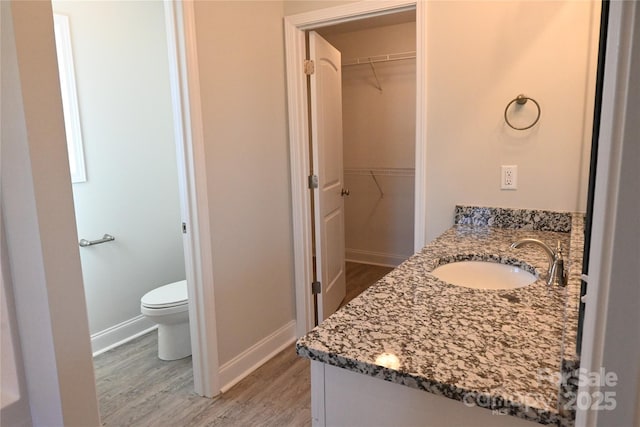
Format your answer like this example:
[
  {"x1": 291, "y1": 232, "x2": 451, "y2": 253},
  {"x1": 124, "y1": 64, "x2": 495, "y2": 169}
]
[{"x1": 341, "y1": 188, "x2": 350, "y2": 197}]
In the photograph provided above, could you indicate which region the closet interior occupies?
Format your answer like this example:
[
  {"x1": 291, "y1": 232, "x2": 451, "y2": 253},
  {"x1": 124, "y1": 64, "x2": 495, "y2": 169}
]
[{"x1": 319, "y1": 11, "x2": 416, "y2": 277}]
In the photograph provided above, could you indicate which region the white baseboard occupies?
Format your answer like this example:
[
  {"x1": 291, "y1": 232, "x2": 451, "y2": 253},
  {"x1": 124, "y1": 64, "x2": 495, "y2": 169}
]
[
  {"x1": 346, "y1": 248, "x2": 407, "y2": 268},
  {"x1": 91, "y1": 315, "x2": 157, "y2": 357},
  {"x1": 219, "y1": 320, "x2": 297, "y2": 393}
]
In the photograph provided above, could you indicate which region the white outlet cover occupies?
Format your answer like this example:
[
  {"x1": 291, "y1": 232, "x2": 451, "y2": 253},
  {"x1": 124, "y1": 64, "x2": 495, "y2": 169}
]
[{"x1": 501, "y1": 165, "x2": 518, "y2": 190}]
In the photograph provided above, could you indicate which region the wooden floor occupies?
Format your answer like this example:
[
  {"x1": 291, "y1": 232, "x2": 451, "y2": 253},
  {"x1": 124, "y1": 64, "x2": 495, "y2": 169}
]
[
  {"x1": 93, "y1": 262, "x2": 392, "y2": 426},
  {"x1": 94, "y1": 334, "x2": 311, "y2": 426},
  {"x1": 342, "y1": 261, "x2": 394, "y2": 308}
]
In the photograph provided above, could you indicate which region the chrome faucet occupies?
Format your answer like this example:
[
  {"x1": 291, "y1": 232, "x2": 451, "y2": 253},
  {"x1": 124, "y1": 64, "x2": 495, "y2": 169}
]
[{"x1": 510, "y1": 238, "x2": 566, "y2": 286}]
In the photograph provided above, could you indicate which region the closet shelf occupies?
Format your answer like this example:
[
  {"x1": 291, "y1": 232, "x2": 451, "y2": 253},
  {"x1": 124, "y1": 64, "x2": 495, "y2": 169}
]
[
  {"x1": 342, "y1": 51, "x2": 416, "y2": 67},
  {"x1": 344, "y1": 167, "x2": 415, "y2": 177}
]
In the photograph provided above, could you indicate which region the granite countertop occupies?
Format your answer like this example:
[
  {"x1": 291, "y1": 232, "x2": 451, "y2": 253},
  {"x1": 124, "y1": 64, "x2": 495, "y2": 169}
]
[{"x1": 297, "y1": 206, "x2": 584, "y2": 426}]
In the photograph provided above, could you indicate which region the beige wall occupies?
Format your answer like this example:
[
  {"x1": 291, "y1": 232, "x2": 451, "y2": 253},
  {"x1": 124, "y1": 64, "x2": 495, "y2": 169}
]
[
  {"x1": 425, "y1": 0, "x2": 600, "y2": 240},
  {"x1": 194, "y1": 1, "x2": 295, "y2": 365}
]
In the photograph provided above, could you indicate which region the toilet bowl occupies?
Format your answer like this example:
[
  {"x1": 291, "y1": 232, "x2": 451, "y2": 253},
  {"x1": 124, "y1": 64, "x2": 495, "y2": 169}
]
[{"x1": 140, "y1": 280, "x2": 191, "y2": 361}]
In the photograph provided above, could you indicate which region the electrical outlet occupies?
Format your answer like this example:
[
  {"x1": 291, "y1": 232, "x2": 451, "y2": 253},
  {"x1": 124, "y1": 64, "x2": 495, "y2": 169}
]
[{"x1": 501, "y1": 165, "x2": 518, "y2": 190}]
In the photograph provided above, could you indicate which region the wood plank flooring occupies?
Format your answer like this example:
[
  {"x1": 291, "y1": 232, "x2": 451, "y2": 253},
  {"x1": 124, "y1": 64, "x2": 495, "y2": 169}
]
[
  {"x1": 93, "y1": 262, "x2": 391, "y2": 426},
  {"x1": 93, "y1": 335, "x2": 310, "y2": 427},
  {"x1": 342, "y1": 261, "x2": 394, "y2": 308}
]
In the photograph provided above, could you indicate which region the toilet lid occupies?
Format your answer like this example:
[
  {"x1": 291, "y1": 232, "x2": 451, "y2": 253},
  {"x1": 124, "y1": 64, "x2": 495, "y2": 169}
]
[{"x1": 141, "y1": 280, "x2": 188, "y2": 308}]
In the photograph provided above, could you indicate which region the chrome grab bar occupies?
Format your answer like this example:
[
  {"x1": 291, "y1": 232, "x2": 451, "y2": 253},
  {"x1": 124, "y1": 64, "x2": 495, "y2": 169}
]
[{"x1": 79, "y1": 234, "x2": 115, "y2": 247}]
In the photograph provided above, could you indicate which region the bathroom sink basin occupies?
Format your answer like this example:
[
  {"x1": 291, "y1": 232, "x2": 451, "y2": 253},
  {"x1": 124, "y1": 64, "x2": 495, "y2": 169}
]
[{"x1": 431, "y1": 261, "x2": 537, "y2": 290}]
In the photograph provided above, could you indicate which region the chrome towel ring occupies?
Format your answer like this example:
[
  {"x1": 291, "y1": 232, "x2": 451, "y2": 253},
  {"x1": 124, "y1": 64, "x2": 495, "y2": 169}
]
[{"x1": 504, "y1": 94, "x2": 541, "y2": 130}]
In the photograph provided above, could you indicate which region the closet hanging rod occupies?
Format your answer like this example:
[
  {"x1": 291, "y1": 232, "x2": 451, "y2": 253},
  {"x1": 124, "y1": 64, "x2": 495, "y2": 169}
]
[{"x1": 342, "y1": 51, "x2": 416, "y2": 67}]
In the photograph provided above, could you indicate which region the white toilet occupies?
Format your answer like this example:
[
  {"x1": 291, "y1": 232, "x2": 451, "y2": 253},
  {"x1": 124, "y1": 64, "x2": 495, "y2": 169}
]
[{"x1": 140, "y1": 280, "x2": 191, "y2": 361}]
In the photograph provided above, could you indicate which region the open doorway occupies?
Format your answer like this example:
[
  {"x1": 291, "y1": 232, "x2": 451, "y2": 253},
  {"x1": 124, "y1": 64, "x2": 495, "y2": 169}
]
[
  {"x1": 51, "y1": 0, "x2": 185, "y2": 357},
  {"x1": 51, "y1": 0, "x2": 190, "y2": 418},
  {"x1": 50, "y1": 0, "x2": 220, "y2": 416},
  {"x1": 285, "y1": 1, "x2": 426, "y2": 335},
  {"x1": 315, "y1": 11, "x2": 416, "y2": 311}
]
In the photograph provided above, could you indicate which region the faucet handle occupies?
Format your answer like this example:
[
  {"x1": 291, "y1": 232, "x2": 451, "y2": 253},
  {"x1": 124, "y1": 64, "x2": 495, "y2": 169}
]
[{"x1": 554, "y1": 240, "x2": 567, "y2": 286}]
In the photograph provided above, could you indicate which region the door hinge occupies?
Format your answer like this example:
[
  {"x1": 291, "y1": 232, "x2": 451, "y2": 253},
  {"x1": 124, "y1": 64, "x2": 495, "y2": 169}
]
[
  {"x1": 308, "y1": 174, "x2": 318, "y2": 189},
  {"x1": 312, "y1": 281, "x2": 321, "y2": 294},
  {"x1": 182, "y1": 222, "x2": 187, "y2": 234},
  {"x1": 304, "y1": 59, "x2": 315, "y2": 75}
]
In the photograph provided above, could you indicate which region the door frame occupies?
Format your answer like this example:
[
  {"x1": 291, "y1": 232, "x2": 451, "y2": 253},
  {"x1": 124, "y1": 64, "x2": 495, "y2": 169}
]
[
  {"x1": 576, "y1": 0, "x2": 639, "y2": 425},
  {"x1": 163, "y1": 1, "x2": 219, "y2": 397},
  {"x1": 284, "y1": 0, "x2": 427, "y2": 336}
]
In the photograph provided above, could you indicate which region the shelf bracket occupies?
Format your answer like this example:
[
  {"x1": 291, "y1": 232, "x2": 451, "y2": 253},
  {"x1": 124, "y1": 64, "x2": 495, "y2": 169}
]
[{"x1": 368, "y1": 59, "x2": 383, "y2": 92}]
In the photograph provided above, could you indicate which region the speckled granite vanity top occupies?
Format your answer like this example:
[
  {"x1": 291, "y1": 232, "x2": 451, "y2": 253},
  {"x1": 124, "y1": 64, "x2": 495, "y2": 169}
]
[{"x1": 297, "y1": 206, "x2": 584, "y2": 425}]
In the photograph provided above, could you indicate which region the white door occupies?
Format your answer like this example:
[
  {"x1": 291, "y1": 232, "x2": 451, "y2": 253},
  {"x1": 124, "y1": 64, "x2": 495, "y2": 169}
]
[{"x1": 309, "y1": 31, "x2": 346, "y2": 322}]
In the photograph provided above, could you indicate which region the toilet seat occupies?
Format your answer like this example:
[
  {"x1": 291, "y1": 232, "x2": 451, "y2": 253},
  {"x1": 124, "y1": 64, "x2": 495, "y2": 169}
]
[
  {"x1": 140, "y1": 302, "x2": 188, "y2": 317},
  {"x1": 141, "y1": 280, "x2": 187, "y2": 309}
]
